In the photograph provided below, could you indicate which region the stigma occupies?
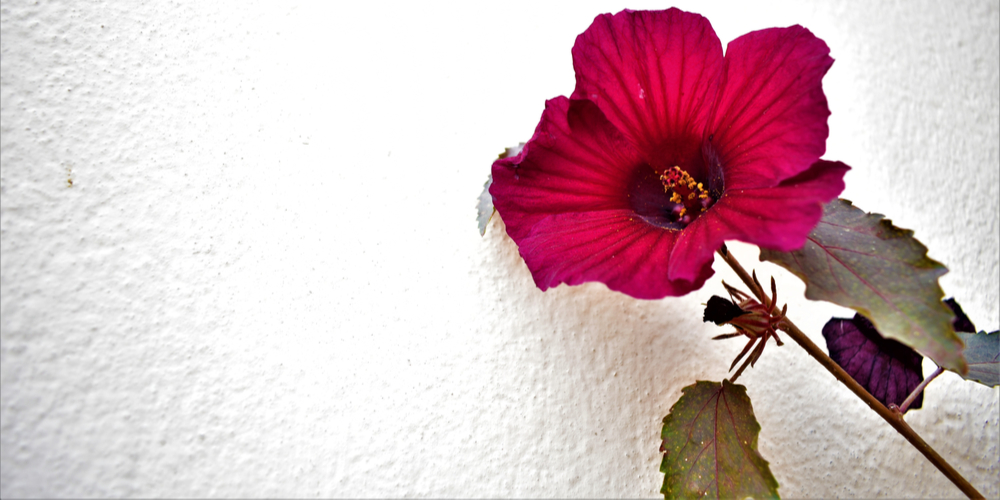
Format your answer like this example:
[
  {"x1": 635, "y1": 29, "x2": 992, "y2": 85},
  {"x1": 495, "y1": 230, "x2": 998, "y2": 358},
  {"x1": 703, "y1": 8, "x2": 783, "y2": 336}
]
[{"x1": 660, "y1": 166, "x2": 714, "y2": 224}]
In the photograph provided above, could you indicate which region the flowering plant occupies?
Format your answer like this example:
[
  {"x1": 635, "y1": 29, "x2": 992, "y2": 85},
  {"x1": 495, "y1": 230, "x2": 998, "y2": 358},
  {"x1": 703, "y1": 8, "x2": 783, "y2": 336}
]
[{"x1": 480, "y1": 7, "x2": 996, "y2": 499}]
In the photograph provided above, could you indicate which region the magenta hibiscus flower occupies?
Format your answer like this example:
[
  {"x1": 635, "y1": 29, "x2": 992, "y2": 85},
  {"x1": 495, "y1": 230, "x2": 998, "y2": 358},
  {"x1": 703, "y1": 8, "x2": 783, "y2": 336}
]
[{"x1": 491, "y1": 8, "x2": 849, "y2": 299}]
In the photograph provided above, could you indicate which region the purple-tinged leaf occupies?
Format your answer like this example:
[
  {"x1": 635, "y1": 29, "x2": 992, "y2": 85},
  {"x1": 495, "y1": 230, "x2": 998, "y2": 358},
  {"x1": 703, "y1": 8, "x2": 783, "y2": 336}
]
[
  {"x1": 822, "y1": 314, "x2": 924, "y2": 411},
  {"x1": 760, "y1": 199, "x2": 966, "y2": 373},
  {"x1": 660, "y1": 380, "x2": 778, "y2": 499},
  {"x1": 944, "y1": 298, "x2": 977, "y2": 333},
  {"x1": 953, "y1": 331, "x2": 999, "y2": 387}
]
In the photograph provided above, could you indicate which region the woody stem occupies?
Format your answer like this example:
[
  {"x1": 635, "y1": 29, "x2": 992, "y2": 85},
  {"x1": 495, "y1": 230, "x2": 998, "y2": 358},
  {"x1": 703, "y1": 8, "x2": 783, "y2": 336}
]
[{"x1": 715, "y1": 245, "x2": 983, "y2": 499}]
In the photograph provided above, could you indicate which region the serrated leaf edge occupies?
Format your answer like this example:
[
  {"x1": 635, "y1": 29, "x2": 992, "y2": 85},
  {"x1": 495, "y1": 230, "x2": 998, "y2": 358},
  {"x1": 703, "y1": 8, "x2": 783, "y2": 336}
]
[
  {"x1": 952, "y1": 330, "x2": 999, "y2": 387},
  {"x1": 760, "y1": 198, "x2": 967, "y2": 374},
  {"x1": 660, "y1": 380, "x2": 779, "y2": 499}
]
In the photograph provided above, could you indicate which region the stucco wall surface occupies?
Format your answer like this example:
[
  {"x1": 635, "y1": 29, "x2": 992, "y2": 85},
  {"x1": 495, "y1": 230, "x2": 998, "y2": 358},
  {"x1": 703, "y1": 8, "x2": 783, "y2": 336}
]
[{"x1": 1, "y1": 0, "x2": 997, "y2": 497}]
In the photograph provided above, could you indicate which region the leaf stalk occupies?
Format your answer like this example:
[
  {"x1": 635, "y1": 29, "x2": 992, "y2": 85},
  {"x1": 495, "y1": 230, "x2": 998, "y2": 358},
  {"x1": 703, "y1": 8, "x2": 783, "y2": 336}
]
[{"x1": 898, "y1": 366, "x2": 944, "y2": 414}]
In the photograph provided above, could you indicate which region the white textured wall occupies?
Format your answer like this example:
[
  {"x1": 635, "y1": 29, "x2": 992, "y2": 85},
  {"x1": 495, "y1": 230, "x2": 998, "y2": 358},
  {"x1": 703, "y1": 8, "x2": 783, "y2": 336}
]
[{"x1": 1, "y1": 0, "x2": 997, "y2": 497}]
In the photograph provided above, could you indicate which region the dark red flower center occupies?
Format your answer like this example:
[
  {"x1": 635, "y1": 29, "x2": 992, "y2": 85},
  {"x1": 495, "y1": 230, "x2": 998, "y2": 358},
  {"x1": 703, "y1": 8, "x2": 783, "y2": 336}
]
[
  {"x1": 660, "y1": 166, "x2": 716, "y2": 225},
  {"x1": 625, "y1": 135, "x2": 723, "y2": 229},
  {"x1": 627, "y1": 162, "x2": 718, "y2": 229}
]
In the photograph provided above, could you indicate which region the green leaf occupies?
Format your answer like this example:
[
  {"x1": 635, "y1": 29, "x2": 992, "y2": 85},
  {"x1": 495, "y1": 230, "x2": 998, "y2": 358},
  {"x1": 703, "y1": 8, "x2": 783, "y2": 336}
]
[
  {"x1": 953, "y1": 331, "x2": 999, "y2": 387},
  {"x1": 477, "y1": 173, "x2": 494, "y2": 236},
  {"x1": 660, "y1": 380, "x2": 778, "y2": 499},
  {"x1": 759, "y1": 199, "x2": 966, "y2": 374}
]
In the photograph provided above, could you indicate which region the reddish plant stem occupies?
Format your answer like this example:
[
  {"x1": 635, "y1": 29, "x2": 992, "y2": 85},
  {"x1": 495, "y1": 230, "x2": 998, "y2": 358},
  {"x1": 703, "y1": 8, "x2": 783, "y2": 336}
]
[
  {"x1": 899, "y1": 366, "x2": 944, "y2": 414},
  {"x1": 728, "y1": 347, "x2": 754, "y2": 384},
  {"x1": 716, "y1": 246, "x2": 983, "y2": 499}
]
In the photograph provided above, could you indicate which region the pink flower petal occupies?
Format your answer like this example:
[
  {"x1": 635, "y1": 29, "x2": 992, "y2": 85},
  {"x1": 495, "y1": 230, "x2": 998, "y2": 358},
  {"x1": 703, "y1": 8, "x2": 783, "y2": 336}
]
[
  {"x1": 570, "y1": 8, "x2": 723, "y2": 173},
  {"x1": 491, "y1": 97, "x2": 644, "y2": 242},
  {"x1": 492, "y1": 9, "x2": 846, "y2": 299},
  {"x1": 491, "y1": 96, "x2": 714, "y2": 298},
  {"x1": 667, "y1": 161, "x2": 850, "y2": 281},
  {"x1": 518, "y1": 210, "x2": 713, "y2": 299},
  {"x1": 708, "y1": 26, "x2": 834, "y2": 189}
]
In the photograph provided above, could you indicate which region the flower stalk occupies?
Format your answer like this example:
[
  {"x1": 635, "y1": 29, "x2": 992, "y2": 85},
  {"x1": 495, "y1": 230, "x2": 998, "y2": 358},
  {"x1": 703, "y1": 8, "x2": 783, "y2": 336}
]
[{"x1": 716, "y1": 245, "x2": 984, "y2": 499}]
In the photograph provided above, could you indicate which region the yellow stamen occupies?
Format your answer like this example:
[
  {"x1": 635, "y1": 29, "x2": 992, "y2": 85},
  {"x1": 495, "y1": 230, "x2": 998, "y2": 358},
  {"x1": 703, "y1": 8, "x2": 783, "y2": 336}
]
[{"x1": 660, "y1": 165, "x2": 715, "y2": 222}]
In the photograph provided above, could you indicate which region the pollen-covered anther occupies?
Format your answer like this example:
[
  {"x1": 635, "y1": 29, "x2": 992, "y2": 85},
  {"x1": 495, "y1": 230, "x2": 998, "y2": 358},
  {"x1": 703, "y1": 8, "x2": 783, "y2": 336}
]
[{"x1": 660, "y1": 166, "x2": 715, "y2": 222}]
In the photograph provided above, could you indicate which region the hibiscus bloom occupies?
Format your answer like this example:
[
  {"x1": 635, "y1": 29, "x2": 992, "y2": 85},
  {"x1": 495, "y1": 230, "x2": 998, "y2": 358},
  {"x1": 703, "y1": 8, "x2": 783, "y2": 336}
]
[{"x1": 491, "y1": 8, "x2": 849, "y2": 299}]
